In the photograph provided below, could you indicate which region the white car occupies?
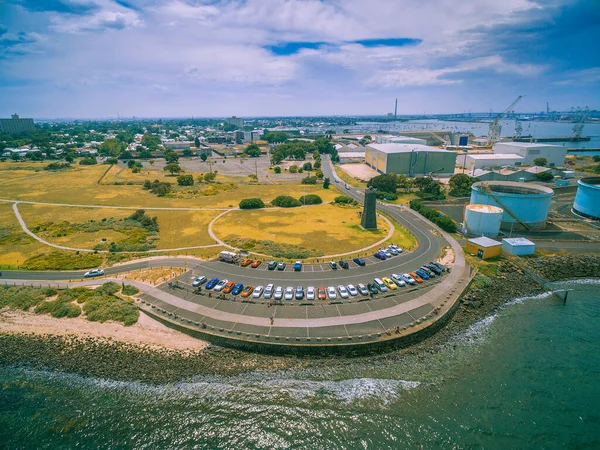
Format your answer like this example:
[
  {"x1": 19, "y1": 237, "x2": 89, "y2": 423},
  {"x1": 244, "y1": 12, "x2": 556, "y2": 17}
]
[
  {"x1": 284, "y1": 286, "x2": 294, "y2": 301},
  {"x1": 327, "y1": 286, "x2": 337, "y2": 299},
  {"x1": 402, "y1": 273, "x2": 416, "y2": 285},
  {"x1": 337, "y1": 285, "x2": 349, "y2": 299},
  {"x1": 389, "y1": 245, "x2": 403, "y2": 253},
  {"x1": 273, "y1": 286, "x2": 283, "y2": 300},
  {"x1": 306, "y1": 286, "x2": 316, "y2": 301},
  {"x1": 391, "y1": 274, "x2": 406, "y2": 287},
  {"x1": 347, "y1": 284, "x2": 359, "y2": 296},
  {"x1": 192, "y1": 276, "x2": 207, "y2": 287},
  {"x1": 214, "y1": 279, "x2": 229, "y2": 292},
  {"x1": 357, "y1": 283, "x2": 369, "y2": 296},
  {"x1": 388, "y1": 247, "x2": 399, "y2": 255},
  {"x1": 84, "y1": 269, "x2": 104, "y2": 278},
  {"x1": 264, "y1": 284, "x2": 274, "y2": 299},
  {"x1": 374, "y1": 278, "x2": 388, "y2": 292},
  {"x1": 252, "y1": 285, "x2": 264, "y2": 298}
]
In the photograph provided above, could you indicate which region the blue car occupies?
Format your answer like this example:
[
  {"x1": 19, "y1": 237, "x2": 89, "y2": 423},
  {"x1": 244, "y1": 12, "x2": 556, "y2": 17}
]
[
  {"x1": 353, "y1": 257, "x2": 366, "y2": 266},
  {"x1": 373, "y1": 252, "x2": 386, "y2": 260},
  {"x1": 232, "y1": 283, "x2": 244, "y2": 295},
  {"x1": 206, "y1": 277, "x2": 219, "y2": 290},
  {"x1": 415, "y1": 269, "x2": 429, "y2": 280}
]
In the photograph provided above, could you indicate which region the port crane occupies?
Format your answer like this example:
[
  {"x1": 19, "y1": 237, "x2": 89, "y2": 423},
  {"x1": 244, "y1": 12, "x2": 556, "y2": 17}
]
[
  {"x1": 572, "y1": 107, "x2": 590, "y2": 140},
  {"x1": 488, "y1": 95, "x2": 524, "y2": 145}
]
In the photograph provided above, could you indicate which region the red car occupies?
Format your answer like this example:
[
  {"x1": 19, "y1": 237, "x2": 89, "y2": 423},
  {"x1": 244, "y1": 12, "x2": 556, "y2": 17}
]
[
  {"x1": 317, "y1": 286, "x2": 327, "y2": 300},
  {"x1": 250, "y1": 260, "x2": 262, "y2": 268}
]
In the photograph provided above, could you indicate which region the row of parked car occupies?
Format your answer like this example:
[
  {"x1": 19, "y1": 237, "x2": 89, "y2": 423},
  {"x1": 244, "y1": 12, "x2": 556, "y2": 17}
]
[{"x1": 189, "y1": 261, "x2": 446, "y2": 301}]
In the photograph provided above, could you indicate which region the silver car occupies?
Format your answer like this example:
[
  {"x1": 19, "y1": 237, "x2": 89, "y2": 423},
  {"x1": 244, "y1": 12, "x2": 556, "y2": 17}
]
[
  {"x1": 402, "y1": 273, "x2": 416, "y2": 285},
  {"x1": 327, "y1": 286, "x2": 337, "y2": 299},
  {"x1": 391, "y1": 274, "x2": 406, "y2": 287},
  {"x1": 347, "y1": 284, "x2": 359, "y2": 296},
  {"x1": 213, "y1": 279, "x2": 229, "y2": 292},
  {"x1": 337, "y1": 285, "x2": 349, "y2": 299},
  {"x1": 273, "y1": 286, "x2": 283, "y2": 300},
  {"x1": 263, "y1": 283, "x2": 274, "y2": 299},
  {"x1": 284, "y1": 286, "x2": 294, "y2": 300},
  {"x1": 252, "y1": 285, "x2": 264, "y2": 298},
  {"x1": 306, "y1": 286, "x2": 316, "y2": 301},
  {"x1": 357, "y1": 283, "x2": 369, "y2": 296},
  {"x1": 84, "y1": 269, "x2": 104, "y2": 278}
]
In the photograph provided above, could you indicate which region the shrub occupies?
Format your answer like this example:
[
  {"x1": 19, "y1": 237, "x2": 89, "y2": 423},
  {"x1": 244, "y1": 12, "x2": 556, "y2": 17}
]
[
  {"x1": 301, "y1": 175, "x2": 317, "y2": 185},
  {"x1": 83, "y1": 295, "x2": 139, "y2": 326},
  {"x1": 303, "y1": 162, "x2": 312, "y2": 171},
  {"x1": 449, "y1": 173, "x2": 476, "y2": 197},
  {"x1": 144, "y1": 179, "x2": 172, "y2": 196},
  {"x1": 271, "y1": 195, "x2": 301, "y2": 208},
  {"x1": 323, "y1": 177, "x2": 330, "y2": 189},
  {"x1": 273, "y1": 166, "x2": 282, "y2": 174},
  {"x1": 410, "y1": 200, "x2": 456, "y2": 232},
  {"x1": 203, "y1": 171, "x2": 216, "y2": 182},
  {"x1": 367, "y1": 174, "x2": 397, "y2": 192},
  {"x1": 79, "y1": 156, "x2": 97, "y2": 165},
  {"x1": 536, "y1": 171, "x2": 554, "y2": 182},
  {"x1": 45, "y1": 162, "x2": 71, "y2": 171},
  {"x1": 334, "y1": 195, "x2": 353, "y2": 204},
  {"x1": 121, "y1": 285, "x2": 139, "y2": 296},
  {"x1": 177, "y1": 174, "x2": 194, "y2": 186},
  {"x1": 239, "y1": 198, "x2": 265, "y2": 209},
  {"x1": 289, "y1": 165, "x2": 299, "y2": 174},
  {"x1": 315, "y1": 170, "x2": 324, "y2": 179},
  {"x1": 376, "y1": 191, "x2": 398, "y2": 201},
  {"x1": 298, "y1": 194, "x2": 322, "y2": 205}
]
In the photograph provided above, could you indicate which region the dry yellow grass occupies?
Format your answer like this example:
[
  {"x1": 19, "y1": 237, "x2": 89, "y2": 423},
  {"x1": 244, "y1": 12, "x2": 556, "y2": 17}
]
[
  {"x1": 116, "y1": 267, "x2": 187, "y2": 285},
  {"x1": 213, "y1": 204, "x2": 390, "y2": 255},
  {"x1": 147, "y1": 210, "x2": 222, "y2": 249},
  {"x1": 0, "y1": 202, "x2": 48, "y2": 268}
]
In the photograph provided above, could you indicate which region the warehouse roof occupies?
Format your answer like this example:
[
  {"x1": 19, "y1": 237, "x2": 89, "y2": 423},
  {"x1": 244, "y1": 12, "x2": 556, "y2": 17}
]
[
  {"x1": 502, "y1": 237, "x2": 535, "y2": 247},
  {"x1": 467, "y1": 153, "x2": 523, "y2": 160},
  {"x1": 366, "y1": 143, "x2": 451, "y2": 154},
  {"x1": 468, "y1": 236, "x2": 502, "y2": 248},
  {"x1": 494, "y1": 141, "x2": 563, "y2": 149}
]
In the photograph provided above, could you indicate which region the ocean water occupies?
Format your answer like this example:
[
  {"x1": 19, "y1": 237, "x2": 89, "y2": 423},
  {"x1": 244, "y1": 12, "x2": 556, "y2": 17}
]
[{"x1": 1, "y1": 281, "x2": 599, "y2": 449}]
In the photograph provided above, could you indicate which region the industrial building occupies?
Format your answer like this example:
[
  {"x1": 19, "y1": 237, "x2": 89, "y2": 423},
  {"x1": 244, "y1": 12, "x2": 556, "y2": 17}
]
[
  {"x1": 0, "y1": 114, "x2": 35, "y2": 134},
  {"x1": 163, "y1": 141, "x2": 192, "y2": 150},
  {"x1": 365, "y1": 143, "x2": 457, "y2": 177},
  {"x1": 502, "y1": 238, "x2": 535, "y2": 256},
  {"x1": 226, "y1": 116, "x2": 244, "y2": 128},
  {"x1": 573, "y1": 177, "x2": 600, "y2": 220},
  {"x1": 459, "y1": 153, "x2": 524, "y2": 171},
  {"x1": 462, "y1": 204, "x2": 503, "y2": 237},
  {"x1": 375, "y1": 135, "x2": 427, "y2": 145},
  {"x1": 466, "y1": 236, "x2": 502, "y2": 259},
  {"x1": 470, "y1": 181, "x2": 553, "y2": 230},
  {"x1": 493, "y1": 142, "x2": 567, "y2": 167}
]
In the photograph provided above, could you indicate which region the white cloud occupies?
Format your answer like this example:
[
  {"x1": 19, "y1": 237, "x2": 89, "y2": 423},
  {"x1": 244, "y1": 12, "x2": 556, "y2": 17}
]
[{"x1": 51, "y1": 10, "x2": 142, "y2": 32}]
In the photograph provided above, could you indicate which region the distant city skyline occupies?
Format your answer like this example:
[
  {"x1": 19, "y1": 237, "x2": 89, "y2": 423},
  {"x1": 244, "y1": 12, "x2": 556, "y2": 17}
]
[{"x1": 1, "y1": 0, "x2": 599, "y2": 118}]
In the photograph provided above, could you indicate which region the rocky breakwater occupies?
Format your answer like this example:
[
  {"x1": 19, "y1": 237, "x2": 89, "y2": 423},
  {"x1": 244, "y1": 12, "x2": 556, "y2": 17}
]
[{"x1": 528, "y1": 255, "x2": 600, "y2": 282}]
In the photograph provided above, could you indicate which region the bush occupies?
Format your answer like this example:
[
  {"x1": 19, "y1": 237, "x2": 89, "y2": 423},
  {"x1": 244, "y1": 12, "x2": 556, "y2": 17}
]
[
  {"x1": 315, "y1": 170, "x2": 323, "y2": 179},
  {"x1": 79, "y1": 156, "x2": 97, "y2": 165},
  {"x1": 376, "y1": 191, "x2": 398, "y2": 201},
  {"x1": 289, "y1": 165, "x2": 299, "y2": 174},
  {"x1": 298, "y1": 194, "x2": 322, "y2": 205},
  {"x1": 323, "y1": 177, "x2": 330, "y2": 189},
  {"x1": 45, "y1": 162, "x2": 71, "y2": 171},
  {"x1": 301, "y1": 175, "x2": 317, "y2": 185},
  {"x1": 449, "y1": 173, "x2": 476, "y2": 197},
  {"x1": 177, "y1": 174, "x2": 194, "y2": 186},
  {"x1": 367, "y1": 174, "x2": 397, "y2": 192},
  {"x1": 334, "y1": 195, "x2": 353, "y2": 204},
  {"x1": 273, "y1": 166, "x2": 282, "y2": 174},
  {"x1": 203, "y1": 171, "x2": 216, "y2": 182},
  {"x1": 271, "y1": 195, "x2": 302, "y2": 208},
  {"x1": 303, "y1": 162, "x2": 312, "y2": 171},
  {"x1": 83, "y1": 295, "x2": 139, "y2": 326},
  {"x1": 239, "y1": 198, "x2": 265, "y2": 209},
  {"x1": 121, "y1": 285, "x2": 139, "y2": 296},
  {"x1": 536, "y1": 171, "x2": 554, "y2": 182},
  {"x1": 143, "y1": 179, "x2": 172, "y2": 196},
  {"x1": 410, "y1": 200, "x2": 456, "y2": 232}
]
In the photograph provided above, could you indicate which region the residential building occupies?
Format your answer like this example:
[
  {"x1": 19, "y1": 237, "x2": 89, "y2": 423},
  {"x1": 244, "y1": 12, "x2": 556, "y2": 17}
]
[
  {"x1": 0, "y1": 114, "x2": 35, "y2": 134},
  {"x1": 226, "y1": 116, "x2": 244, "y2": 128}
]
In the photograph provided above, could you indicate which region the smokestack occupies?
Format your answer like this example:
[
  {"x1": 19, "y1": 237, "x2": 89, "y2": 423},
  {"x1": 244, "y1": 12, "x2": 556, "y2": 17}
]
[{"x1": 394, "y1": 99, "x2": 398, "y2": 120}]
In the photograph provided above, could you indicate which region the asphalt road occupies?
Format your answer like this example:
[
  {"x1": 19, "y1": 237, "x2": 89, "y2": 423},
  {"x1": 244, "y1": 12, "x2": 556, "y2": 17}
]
[{"x1": 1, "y1": 157, "x2": 446, "y2": 286}]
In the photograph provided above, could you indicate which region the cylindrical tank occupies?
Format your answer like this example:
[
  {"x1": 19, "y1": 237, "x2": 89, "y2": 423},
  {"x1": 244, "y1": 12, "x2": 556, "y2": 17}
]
[
  {"x1": 463, "y1": 204, "x2": 503, "y2": 237},
  {"x1": 470, "y1": 181, "x2": 553, "y2": 230},
  {"x1": 573, "y1": 177, "x2": 600, "y2": 220}
]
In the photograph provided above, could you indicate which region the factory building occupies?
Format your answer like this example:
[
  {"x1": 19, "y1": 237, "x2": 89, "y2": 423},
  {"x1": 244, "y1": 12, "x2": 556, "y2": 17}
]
[
  {"x1": 458, "y1": 153, "x2": 524, "y2": 171},
  {"x1": 470, "y1": 181, "x2": 553, "y2": 230},
  {"x1": 466, "y1": 236, "x2": 502, "y2": 260},
  {"x1": 375, "y1": 135, "x2": 427, "y2": 145},
  {"x1": 493, "y1": 142, "x2": 567, "y2": 167},
  {"x1": 0, "y1": 114, "x2": 35, "y2": 134},
  {"x1": 502, "y1": 238, "x2": 536, "y2": 256},
  {"x1": 365, "y1": 143, "x2": 456, "y2": 177},
  {"x1": 573, "y1": 177, "x2": 600, "y2": 220}
]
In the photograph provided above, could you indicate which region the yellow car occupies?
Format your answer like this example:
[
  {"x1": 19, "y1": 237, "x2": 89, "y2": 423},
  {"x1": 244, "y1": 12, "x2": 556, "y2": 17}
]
[{"x1": 382, "y1": 277, "x2": 398, "y2": 290}]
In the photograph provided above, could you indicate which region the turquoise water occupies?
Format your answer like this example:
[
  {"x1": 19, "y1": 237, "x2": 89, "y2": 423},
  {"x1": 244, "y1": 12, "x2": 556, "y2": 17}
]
[{"x1": 1, "y1": 281, "x2": 599, "y2": 449}]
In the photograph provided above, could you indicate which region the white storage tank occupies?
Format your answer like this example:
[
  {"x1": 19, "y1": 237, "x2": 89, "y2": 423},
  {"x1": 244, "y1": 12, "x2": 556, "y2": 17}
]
[
  {"x1": 573, "y1": 177, "x2": 600, "y2": 220},
  {"x1": 463, "y1": 204, "x2": 504, "y2": 237}
]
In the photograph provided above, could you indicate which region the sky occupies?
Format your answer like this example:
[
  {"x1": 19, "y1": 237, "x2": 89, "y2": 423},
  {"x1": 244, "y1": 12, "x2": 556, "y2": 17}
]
[{"x1": 0, "y1": 0, "x2": 599, "y2": 118}]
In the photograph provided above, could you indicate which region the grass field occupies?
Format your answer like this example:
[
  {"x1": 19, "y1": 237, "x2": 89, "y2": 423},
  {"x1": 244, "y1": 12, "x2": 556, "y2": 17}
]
[
  {"x1": 335, "y1": 167, "x2": 368, "y2": 189},
  {"x1": 0, "y1": 202, "x2": 46, "y2": 268},
  {"x1": 213, "y1": 204, "x2": 391, "y2": 257}
]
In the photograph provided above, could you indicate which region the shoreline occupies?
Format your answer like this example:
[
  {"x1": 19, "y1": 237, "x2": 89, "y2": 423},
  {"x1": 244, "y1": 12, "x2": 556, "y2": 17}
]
[{"x1": 1, "y1": 255, "x2": 599, "y2": 383}]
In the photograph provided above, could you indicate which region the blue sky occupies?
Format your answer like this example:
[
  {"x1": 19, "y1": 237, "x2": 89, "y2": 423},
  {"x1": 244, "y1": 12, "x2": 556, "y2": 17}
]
[{"x1": 0, "y1": 0, "x2": 598, "y2": 118}]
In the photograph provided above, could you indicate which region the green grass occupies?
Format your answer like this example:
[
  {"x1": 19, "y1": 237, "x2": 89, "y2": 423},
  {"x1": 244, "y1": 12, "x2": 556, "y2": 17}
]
[
  {"x1": 0, "y1": 286, "x2": 57, "y2": 310},
  {"x1": 22, "y1": 251, "x2": 103, "y2": 270},
  {"x1": 121, "y1": 284, "x2": 139, "y2": 296},
  {"x1": 83, "y1": 295, "x2": 139, "y2": 326}
]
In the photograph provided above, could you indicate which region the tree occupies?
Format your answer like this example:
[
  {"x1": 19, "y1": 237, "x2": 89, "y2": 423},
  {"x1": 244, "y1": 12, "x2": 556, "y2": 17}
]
[
  {"x1": 448, "y1": 173, "x2": 476, "y2": 197},
  {"x1": 203, "y1": 171, "x2": 216, "y2": 182},
  {"x1": 244, "y1": 143, "x2": 261, "y2": 157},
  {"x1": 200, "y1": 153, "x2": 208, "y2": 162},
  {"x1": 239, "y1": 198, "x2": 265, "y2": 209},
  {"x1": 271, "y1": 195, "x2": 301, "y2": 208},
  {"x1": 182, "y1": 148, "x2": 193, "y2": 157},
  {"x1": 334, "y1": 195, "x2": 353, "y2": 204},
  {"x1": 303, "y1": 162, "x2": 312, "y2": 171},
  {"x1": 421, "y1": 180, "x2": 445, "y2": 200},
  {"x1": 197, "y1": 174, "x2": 204, "y2": 183},
  {"x1": 65, "y1": 154, "x2": 74, "y2": 163},
  {"x1": 315, "y1": 170, "x2": 324, "y2": 179},
  {"x1": 533, "y1": 157, "x2": 548, "y2": 167},
  {"x1": 141, "y1": 133, "x2": 161, "y2": 150},
  {"x1": 536, "y1": 171, "x2": 554, "y2": 181},
  {"x1": 313, "y1": 159, "x2": 321, "y2": 169},
  {"x1": 139, "y1": 149, "x2": 152, "y2": 159},
  {"x1": 323, "y1": 177, "x2": 330, "y2": 189},
  {"x1": 177, "y1": 174, "x2": 194, "y2": 186},
  {"x1": 99, "y1": 138, "x2": 126, "y2": 157},
  {"x1": 127, "y1": 159, "x2": 136, "y2": 169},
  {"x1": 164, "y1": 163, "x2": 182, "y2": 175},
  {"x1": 194, "y1": 137, "x2": 200, "y2": 148},
  {"x1": 164, "y1": 151, "x2": 179, "y2": 163},
  {"x1": 273, "y1": 166, "x2": 282, "y2": 174},
  {"x1": 298, "y1": 194, "x2": 322, "y2": 205},
  {"x1": 367, "y1": 174, "x2": 397, "y2": 193},
  {"x1": 289, "y1": 164, "x2": 298, "y2": 174},
  {"x1": 301, "y1": 175, "x2": 317, "y2": 185}
]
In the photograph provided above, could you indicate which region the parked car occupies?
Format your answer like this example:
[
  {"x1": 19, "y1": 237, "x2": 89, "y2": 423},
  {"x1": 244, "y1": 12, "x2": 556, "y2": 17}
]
[
  {"x1": 293, "y1": 261, "x2": 303, "y2": 271},
  {"x1": 327, "y1": 286, "x2": 337, "y2": 299},
  {"x1": 306, "y1": 286, "x2": 316, "y2": 301},
  {"x1": 339, "y1": 260, "x2": 349, "y2": 269},
  {"x1": 192, "y1": 276, "x2": 207, "y2": 287},
  {"x1": 329, "y1": 261, "x2": 337, "y2": 270},
  {"x1": 374, "y1": 278, "x2": 388, "y2": 292},
  {"x1": 357, "y1": 283, "x2": 369, "y2": 296},
  {"x1": 390, "y1": 274, "x2": 406, "y2": 287},
  {"x1": 353, "y1": 257, "x2": 366, "y2": 266},
  {"x1": 267, "y1": 261, "x2": 277, "y2": 270},
  {"x1": 389, "y1": 244, "x2": 403, "y2": 254},
  {"x1": 240, "y1": 259, "x2": 252, "y2": 267},
  {"x1": 263, "y1": 284, "x2": 274, "y2": 299},
  {"x1": 383, "y1": 250, "x2": 392, "y2": 258},
  {"x1": 415, "y1": 269, "x2": 429, "y2": 280},
  {"x1": 317, "y1": 286, "x2": 327, "y2": 300},
  {"x1": 387, "y1": 247, "x2": 398, "y2": 256},
  {"x1": 284, "y1": 286, "x2": 294, "y2": 300},
  {"x1": 252, "y1": 285, "x2": 264, "y2": 298},
  {"x1": 214, "y1": 279, "x2": 229, "y2": 292},
  {"x1": 409, "y1": 272, "x2": 423, "y2": 283},
  {"x1": 231, "y1": 283, "x2": 244, "y2": 295},
  {"x1": 424, "y1": 263, "x2": 442, "y2": 275},
  {"x1": 273, "y1": 286, "x2": 283, "y2": 300},
  {"x1": 367, "y1": 283, "x2": 379, "y2": 295},
  {"x1": 402, "y1": 273, "x2": 416, "y2": 285},
  {"x1": 373, "y1": 252, "x2": 386, "y2": 260},
  {"x1": 250, "y1": 260, "x2": 262, "y2": 268},
  {"x1": 347, "y1": 284, "x2": 359, "y2": 296},
  {"x1": 337, "y1": 285, "x2": 349, "y2": 299},
  {"x1": 222, "y1": 281, "x2": 236, "y2": 293},
  {"x1": 206, "y1": 277, "x2": 219, "y2": 290},
  {"x1": 420, "y1": 267, "x2": 435, "y2": 277},
  {"x1": 84, "y1": 269, "x2": 104, "y2": 278},
  {"x1": 277, "y1": 261, "x2": 286, "y2": 271},
  {"x1": 382, "y1": 277, "x2": 397, "y2": 290},
  {"x1": 241, "y1": 285, "x2": 254, "y2": 297},
  {"x1": 431, "y1": 262, "x2": 446, "y2": 272},
  {"x1": 295, "y1": 286, "x2": 304, "y2": 300}
]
